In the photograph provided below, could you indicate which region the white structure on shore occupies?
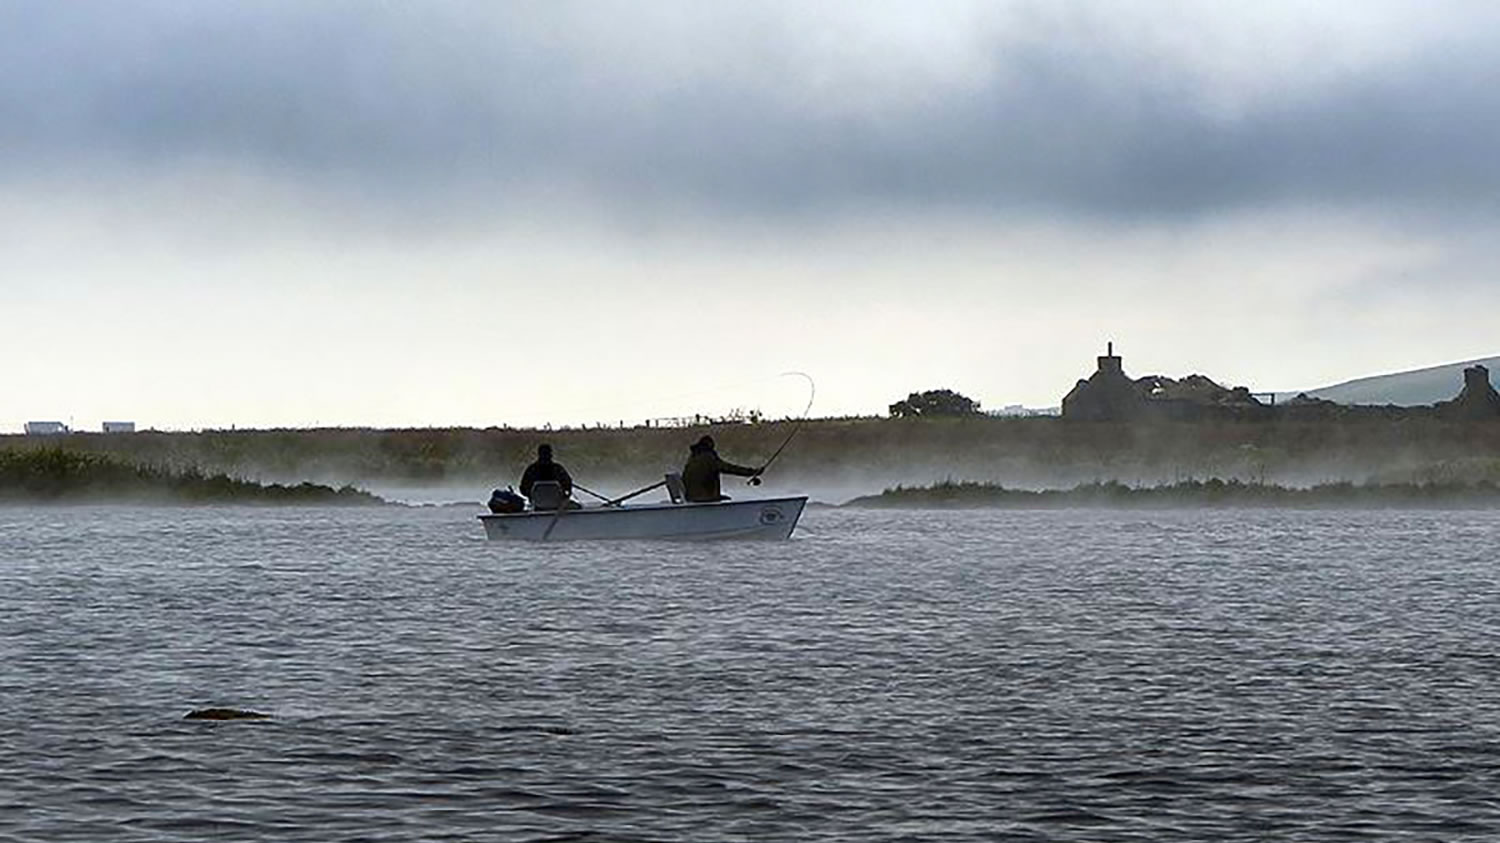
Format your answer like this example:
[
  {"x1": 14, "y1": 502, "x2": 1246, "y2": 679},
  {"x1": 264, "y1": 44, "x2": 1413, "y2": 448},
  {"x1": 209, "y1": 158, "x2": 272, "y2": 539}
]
[
  {"x1": 24, "y1": 421, "x2": 69, "y2": 435},
  {"x1": 102, "y1": 421, "x2": 136, "y2": 433},
  {"x1": 988, "y1": 405, "x2": 1061, "y2": 418}
]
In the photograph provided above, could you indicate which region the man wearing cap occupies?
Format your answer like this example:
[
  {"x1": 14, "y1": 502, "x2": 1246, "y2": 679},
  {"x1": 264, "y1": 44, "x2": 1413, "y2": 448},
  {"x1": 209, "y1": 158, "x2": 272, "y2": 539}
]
[{"x1": 681, "y1": 435, "x2": 762, "y2": 502}]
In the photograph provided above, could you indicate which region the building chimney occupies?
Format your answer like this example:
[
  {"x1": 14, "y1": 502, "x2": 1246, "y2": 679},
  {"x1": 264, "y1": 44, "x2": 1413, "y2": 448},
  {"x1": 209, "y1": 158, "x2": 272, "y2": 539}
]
[{"x1": 1097, "y1": 342, "x2": 1123, "y2": 375}]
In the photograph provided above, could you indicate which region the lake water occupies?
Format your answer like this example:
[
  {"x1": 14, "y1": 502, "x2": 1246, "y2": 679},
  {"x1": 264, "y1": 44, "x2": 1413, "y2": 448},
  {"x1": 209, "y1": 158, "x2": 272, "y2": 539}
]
[{"x1": 2, "y1": 505, "x2": 1499, "y2": 841}]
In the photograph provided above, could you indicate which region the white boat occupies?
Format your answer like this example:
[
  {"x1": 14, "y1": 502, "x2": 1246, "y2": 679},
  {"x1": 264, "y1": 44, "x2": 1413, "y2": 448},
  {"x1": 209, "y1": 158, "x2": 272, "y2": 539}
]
[{"x1": 479, "y1": 495, "x2": 808, "y2": 541}]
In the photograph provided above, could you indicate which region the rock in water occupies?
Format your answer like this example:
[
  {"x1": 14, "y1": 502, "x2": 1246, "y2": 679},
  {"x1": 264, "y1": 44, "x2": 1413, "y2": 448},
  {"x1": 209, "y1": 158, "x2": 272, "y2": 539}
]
[{"x1": 184, "y1": 708, "x2": 271, "y2": 721}]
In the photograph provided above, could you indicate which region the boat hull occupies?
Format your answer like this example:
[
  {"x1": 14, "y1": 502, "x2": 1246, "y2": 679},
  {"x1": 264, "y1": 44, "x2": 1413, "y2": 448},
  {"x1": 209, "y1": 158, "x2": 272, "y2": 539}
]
[{"x1": 479, "y1": 496, "x2": 807, "y2": 541}]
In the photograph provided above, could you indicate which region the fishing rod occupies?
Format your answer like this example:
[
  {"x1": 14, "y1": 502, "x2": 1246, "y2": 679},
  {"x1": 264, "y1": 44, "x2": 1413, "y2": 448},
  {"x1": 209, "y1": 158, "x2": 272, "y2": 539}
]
[{"x1": 748, "y1": 371, "x2": 815, "y2": 486}]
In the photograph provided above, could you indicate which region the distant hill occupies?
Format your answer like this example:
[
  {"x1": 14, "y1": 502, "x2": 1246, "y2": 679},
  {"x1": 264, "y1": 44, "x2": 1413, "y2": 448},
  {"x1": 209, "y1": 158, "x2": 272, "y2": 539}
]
[{"x1": 1279, "y1": 356, "x2": 1500, "y2": 406}]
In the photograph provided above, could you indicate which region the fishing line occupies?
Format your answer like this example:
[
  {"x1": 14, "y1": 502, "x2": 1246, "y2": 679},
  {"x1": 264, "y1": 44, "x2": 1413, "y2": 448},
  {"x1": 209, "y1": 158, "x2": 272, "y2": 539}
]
[{"x1": 749, "y1": 371, "x2": 815, "y2": 485}]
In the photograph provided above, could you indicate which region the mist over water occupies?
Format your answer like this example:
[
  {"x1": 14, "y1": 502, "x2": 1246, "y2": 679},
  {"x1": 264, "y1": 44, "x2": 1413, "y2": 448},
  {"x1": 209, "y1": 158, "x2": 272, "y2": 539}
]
[{"x1": 3, "y1": 504, "x2": 1498, "y2": 840}]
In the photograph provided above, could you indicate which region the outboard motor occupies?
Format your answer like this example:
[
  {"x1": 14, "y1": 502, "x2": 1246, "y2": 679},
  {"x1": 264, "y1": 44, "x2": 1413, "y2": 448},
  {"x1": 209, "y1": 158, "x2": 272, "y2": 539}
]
[{"x1": 488, "y1": 487, "x2": 526, "y2": 514}]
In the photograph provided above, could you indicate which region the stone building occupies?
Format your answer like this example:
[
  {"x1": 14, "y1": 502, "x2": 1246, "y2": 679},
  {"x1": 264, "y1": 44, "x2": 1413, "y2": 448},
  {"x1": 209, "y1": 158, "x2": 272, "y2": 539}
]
[
  {"x1": 1062, "y1": 347, "x2": 1500, "y2": 423},
  {"x1": 1061, "y1": 345, "x2": 1268, "y2": 421},
  {"x1": 1437, "y1": 365, "x2": 1500, "y2": 420},
  {"x1": 1060, "y1": 344, "x2": 1144, "y2": 421}
]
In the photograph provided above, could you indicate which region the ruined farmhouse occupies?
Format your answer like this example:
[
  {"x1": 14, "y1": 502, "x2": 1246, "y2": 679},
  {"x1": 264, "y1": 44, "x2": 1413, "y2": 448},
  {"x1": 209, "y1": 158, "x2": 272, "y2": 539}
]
[{"x1": 1061, "y1": 346, "x2": 1500, "y2": 422}]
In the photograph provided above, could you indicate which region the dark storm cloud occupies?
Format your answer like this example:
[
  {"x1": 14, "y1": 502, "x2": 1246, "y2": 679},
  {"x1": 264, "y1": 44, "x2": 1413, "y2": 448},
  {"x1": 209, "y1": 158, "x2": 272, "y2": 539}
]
[{"x1": 3, "y1": 2, "x2": 1497, "y2": 221}]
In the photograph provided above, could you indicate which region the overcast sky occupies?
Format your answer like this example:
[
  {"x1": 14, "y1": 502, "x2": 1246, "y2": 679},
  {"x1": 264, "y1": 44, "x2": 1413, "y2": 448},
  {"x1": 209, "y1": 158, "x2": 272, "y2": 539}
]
[{"x1": 4, "y1": 1, "x2": 1499, "y2": 430}]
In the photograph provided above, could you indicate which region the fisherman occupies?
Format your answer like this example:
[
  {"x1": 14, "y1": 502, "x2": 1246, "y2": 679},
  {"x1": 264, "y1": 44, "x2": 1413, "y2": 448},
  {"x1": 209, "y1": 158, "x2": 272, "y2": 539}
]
[
  {"x1": 681, "y1": 435, "x2": 762, "y2": 502},
  {"x1": 519, "y1": 443, "x2": 578, "y2": 509}
]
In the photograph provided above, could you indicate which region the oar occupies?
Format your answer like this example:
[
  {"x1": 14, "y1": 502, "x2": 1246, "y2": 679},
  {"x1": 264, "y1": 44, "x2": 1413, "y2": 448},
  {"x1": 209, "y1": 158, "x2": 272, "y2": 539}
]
[
  {"x1": 573, "y1": 483, "x2": 614, "y2": 505},
  {"x1": 605, "y1": 480, "x2": 666, "y2": 507},
  {"x1": 541, "y1": 498, "x2": 568, "y2": 541}
]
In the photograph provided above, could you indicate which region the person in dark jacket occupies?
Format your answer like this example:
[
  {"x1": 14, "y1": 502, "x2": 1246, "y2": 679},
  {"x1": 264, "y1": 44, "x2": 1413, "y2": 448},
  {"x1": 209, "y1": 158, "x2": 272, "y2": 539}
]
[
  {"x1": 681, "y1": 435, "x2": 761, "y2": 502},
  {"x1": 520, "y1": 443, "x2": 574, "y2": 503}
]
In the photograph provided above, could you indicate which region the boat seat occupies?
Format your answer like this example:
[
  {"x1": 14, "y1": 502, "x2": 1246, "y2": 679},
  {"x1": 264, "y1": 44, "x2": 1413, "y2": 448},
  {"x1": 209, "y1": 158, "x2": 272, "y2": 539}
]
[
  {"x1": 528, "y1": 480, "x2": 566, "y2": 511},
  {"x1": 664, "y1": 472, "x2": 685, "y2": 504}
]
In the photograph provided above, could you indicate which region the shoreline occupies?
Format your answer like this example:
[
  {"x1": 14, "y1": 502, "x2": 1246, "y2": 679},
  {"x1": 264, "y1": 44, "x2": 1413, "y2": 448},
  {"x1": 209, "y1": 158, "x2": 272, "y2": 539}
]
[
  {"x1": 3, "y1": 417, "x2": 1500, "y2": 493},
  {"x1": 0, "y1": 448, "x2": 385, "y2": 506},
  {"x1": 845, "y1": 479, "x2": 1500, "y2": 510}
]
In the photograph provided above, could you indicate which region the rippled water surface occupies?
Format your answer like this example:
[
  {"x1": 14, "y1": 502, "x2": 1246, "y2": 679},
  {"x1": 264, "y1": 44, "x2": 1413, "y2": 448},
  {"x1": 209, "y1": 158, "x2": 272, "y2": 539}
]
[{"x1": 3, "y1": 505, "x2": 1500, "y2": 841}]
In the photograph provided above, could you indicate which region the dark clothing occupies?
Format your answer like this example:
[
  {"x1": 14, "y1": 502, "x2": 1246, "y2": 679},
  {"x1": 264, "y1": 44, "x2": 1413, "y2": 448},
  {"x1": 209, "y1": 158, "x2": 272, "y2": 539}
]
[
  {"x1": 682, "y1": 443, "x2": 758, "y2": 502},
  {"x1": 520, "y1": 459, "x2": 572, "y2": 499}
]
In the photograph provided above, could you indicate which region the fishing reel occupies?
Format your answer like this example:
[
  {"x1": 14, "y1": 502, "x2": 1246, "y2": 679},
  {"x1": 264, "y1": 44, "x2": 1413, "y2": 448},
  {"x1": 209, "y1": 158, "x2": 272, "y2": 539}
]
[{"x1": 748, "y1": 475, "x2": 762, "y2": 486}]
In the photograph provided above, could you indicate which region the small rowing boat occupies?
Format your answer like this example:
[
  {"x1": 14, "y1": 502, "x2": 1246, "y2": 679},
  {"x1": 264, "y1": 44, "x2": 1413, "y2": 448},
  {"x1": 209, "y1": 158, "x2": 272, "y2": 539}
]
[
  {"x1": 484, "y1": 375, "x2": 816, "y2": 543},
  {"x1": 479, "y1": 494, "x2": 807, "y2": 541}
]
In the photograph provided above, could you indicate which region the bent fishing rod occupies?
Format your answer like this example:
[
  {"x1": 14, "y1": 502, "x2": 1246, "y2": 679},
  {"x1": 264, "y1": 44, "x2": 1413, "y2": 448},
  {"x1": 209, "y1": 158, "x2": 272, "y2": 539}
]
[{"x1": 748, "y1": 371, "x2": 815, "y2": 486}]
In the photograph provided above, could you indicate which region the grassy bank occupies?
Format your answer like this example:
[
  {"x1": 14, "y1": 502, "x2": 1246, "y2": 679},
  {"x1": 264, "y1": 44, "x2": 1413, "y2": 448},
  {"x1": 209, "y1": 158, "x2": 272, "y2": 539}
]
[
  {"x1": 0, "y1": 448, "x2": 383, "y2": 504},
  {"x1": 847, "y1": 478, "x2": 1500, "y2": 509},
  {"x1": 3, "y1": 416, "x2": 1500, "y2": 491}
]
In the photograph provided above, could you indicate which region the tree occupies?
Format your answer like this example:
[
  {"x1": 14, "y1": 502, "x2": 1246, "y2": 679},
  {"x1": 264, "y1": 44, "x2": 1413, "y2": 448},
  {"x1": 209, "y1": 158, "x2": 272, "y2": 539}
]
[{"x1": 889, "y1": 389, "x2": 982, "y2": 418}]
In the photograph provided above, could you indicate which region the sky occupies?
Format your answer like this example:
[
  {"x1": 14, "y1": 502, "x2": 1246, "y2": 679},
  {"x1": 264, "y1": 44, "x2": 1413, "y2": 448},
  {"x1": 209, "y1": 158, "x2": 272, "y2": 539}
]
[{"x1": 4, "y1": 1, "x2": 1499, "y2": 431}]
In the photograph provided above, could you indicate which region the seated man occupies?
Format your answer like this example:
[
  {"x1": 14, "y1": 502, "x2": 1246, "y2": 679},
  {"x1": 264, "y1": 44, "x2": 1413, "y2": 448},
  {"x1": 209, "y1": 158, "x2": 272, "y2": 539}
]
[
  {"x1": 681, "y1": 435, "x2": 761, "y2": 502},
  {"x1": 519, "y1": 444, "x2": 579, "y2": 510}
]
